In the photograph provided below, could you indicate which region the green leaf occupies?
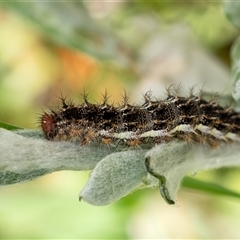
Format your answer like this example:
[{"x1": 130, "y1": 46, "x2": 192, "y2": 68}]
[
  {"x1": 0, "y1": 122, "x2": 23, "y2": 130},
  {"x1": 182, "y1": 176, "x2": 240, "y2": 199}
]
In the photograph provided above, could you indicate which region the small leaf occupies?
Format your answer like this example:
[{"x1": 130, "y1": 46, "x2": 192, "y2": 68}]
[{"x1": 80, "y1": 150, "x2": 149, "y2": 206}]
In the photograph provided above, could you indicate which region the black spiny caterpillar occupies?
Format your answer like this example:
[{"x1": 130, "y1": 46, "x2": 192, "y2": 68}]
[{"x1": 40, "y1": 89, "x2": 240, "y2": 148}]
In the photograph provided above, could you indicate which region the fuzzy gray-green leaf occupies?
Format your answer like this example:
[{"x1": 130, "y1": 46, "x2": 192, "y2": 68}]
[
  {"x1": 0, "y1": 128, "x2": 117, "y2": 185},
  {"x1": 80, "y1": 150, "x2": 149, "y2": 206}
]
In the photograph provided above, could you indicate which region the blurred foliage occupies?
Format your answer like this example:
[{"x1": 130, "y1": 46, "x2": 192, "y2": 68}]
[
  {"x1": 224, "y1": 2, "x2": 240, "y2": 107},
  {"x1": 0, "y1": 1, "x2": 134, "y2": 65},
  {"x1": 109, "y1": 1, "x2": 237, "y2": 52},
  {"x1": 1, "y1": 1, "x2": 240, "y2": 239},
  {"x1": 225, "y1": 1, "x2": 240, "y2": 30}
]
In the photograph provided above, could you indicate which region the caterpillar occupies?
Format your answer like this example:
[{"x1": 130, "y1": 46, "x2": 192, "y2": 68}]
[{"x1": 40, "y1": 89, "x2": 240, "y2": 148}]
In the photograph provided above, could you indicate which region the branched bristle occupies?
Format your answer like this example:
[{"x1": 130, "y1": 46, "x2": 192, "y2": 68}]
[
  {"x1": 121, "y1": 89, "x2": 130, "y2": 106},
  {"x1": 209, "y1": 92, "x2": 221, "y2": 105},
  {"x1": 143, "y1": 91, "x2": 152, "y2": 103},
  {"x1": 165, "y1": 84, "x2": 174, "y2": 97},
  {"x1": 101, "y1": 89, "x2": 111, "y2": 105},
  {"x1": 173, "y1": 83, "x2": 182, "y2": 96},
  {"x1": 80, "y1": 88, "x2": 90, "y2": 104},
  {"x1": 188, "y1": 85, "x2": 198, "y2": 97},
  {"x1": 58, "y1": 92, "x2": 68, "y2": 109},
  {"x1": 198, "y1": 84, "x2": 205, "y2": 98}
]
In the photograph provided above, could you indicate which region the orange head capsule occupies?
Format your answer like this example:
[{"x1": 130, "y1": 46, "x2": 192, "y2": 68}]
[{"x1": 41, "y1": 113, "x2": 57, "y2": 140}]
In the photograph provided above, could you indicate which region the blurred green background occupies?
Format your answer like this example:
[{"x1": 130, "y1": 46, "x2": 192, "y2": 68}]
[{"x1": 1, "y1": 1, "x2": 240, "y2": 238}]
